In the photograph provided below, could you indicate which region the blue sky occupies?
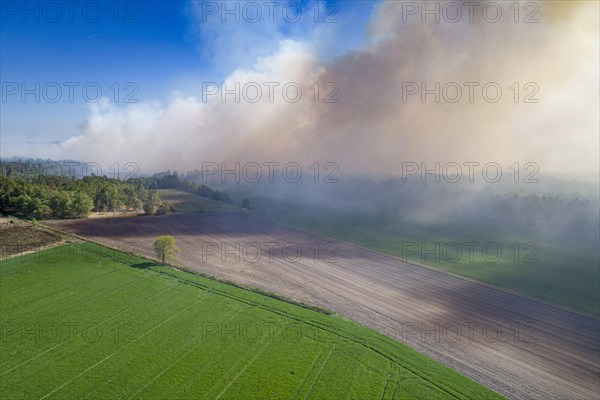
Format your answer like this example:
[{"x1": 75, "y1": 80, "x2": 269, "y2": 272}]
[{"x1": 1, "y1": 0, "x2": 375, "y2": 152}]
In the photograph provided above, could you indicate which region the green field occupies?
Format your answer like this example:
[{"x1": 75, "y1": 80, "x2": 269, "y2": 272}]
[
  {"x1": 250, "y1": 201, "x2": 600, "y2": 316},
  {"x1": 157, "y1": 189, "x2": 236, "y2": 214},
  {"x1": 0, "y1": 243, "x2": 499, "y2": 399}
]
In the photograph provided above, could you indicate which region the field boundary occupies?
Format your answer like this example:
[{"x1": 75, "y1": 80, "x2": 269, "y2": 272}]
[
  {"x1": 247, "y1": 212, "x2": 600, "y2": 320},
  {"x1": 0, "y1": 240, "x2": 68, "y2": 264},
  {"x1": 23, "y1": 213, "x2": 597, "y2": 398},
  {"x1": 30, "y1": 233, "x2": 483, "y2": 399},
  {"x1": 0, "y1": 217, "x2": 72, "y2": 261},
  {"x1": 40, "y1": 222, "x2": 336, "y2": 317}
]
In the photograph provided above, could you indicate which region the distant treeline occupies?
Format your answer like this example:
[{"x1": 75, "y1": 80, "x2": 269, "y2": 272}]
[
  {"x1": 0, "y1": 160, "x2": 230, "y2": 220},
  {"x1": 130, "y1": 170, "x2": 233, "y2": 203},
  {"x1": 351, "y1": 179, "x2": 600, "y2": 240},
  {"x1": 218, "y1": 175, "x2": 600, "y2": 247}
]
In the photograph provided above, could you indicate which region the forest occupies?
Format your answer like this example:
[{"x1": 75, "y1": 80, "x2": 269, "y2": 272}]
[{"x1": 0, "y1": 160, "x2": 230, "y2": 219}]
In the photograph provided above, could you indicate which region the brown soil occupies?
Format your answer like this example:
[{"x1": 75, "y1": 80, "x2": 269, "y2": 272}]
[{"x1": 0, "y1": 218, "x2": 63, "y2": 258}]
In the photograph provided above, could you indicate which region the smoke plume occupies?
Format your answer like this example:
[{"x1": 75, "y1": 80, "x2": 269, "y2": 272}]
[{"x1": 49, "y1": 1, "x2": 599, "y2": 178}]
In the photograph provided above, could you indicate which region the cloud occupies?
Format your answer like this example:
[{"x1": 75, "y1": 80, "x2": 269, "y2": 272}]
[{"x1": 27, "y1": 1, "x2": 600, "y2": 177}]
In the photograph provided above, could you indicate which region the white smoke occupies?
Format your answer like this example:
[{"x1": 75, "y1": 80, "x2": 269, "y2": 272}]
[{"x1": 20, "y1": 1, "x2": 600, "y2": 178}]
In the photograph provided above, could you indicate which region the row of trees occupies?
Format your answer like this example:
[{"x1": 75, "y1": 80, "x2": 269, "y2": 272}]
[
  {"x1": 196, "y1": 184, "x2": 232, "y2": 203},
  {"x1": 0, "y1": 174, "x2": 161, "y2": 220},
  {"x1": 0, "y1": 162, "x2": 237, "y2": 220},
  {"x1": 130, "y1": 171, "x2": 232, "y2": 203}
]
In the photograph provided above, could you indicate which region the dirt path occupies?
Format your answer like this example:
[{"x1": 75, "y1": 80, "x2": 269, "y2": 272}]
[{"x1": 46, "y1": 212, "x2": 600, "y2": 400}]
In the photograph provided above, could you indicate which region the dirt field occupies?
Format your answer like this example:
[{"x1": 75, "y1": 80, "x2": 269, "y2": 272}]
[
  {"x1": 45, "y1": 212, "x2": 600, "y2": 400},
  {"x1": 0, "y1": 218, "x2": 63, "y2": 258}
]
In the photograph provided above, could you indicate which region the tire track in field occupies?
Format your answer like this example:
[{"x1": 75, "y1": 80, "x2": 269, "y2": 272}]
[
  {"x1": 0, "y1": 282, "x2": 180, "y2": 376},
  {"x1": 37, "y1": 294, "x2": 207, "y2": 400},
  {"x1": 122, "y1": 306, "x2": 254, "y2": 400},
  {"x1": 1, "y1": 272, "x2": 152, "y2": 340}
]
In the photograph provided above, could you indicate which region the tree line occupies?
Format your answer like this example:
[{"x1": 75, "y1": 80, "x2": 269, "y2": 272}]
[
  {"x1": 129, "y1": 170, "x2": 233, "y2": 203},
  {"x1": 0, "y1": 161, "x2": 233, "y2": 220},
  {"x1": 0, "y1": 174, "x2": 159, "y2": 219}
]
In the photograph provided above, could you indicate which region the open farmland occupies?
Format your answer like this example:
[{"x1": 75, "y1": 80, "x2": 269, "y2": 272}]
[
  {"x1": 248, "y1": 201, "x2": 600, "y2": 316},
  {"x1": 46, "y1": 213, "x2": 600, "y2": 400},
  {"x1": 0, "y1": 243, "x2": 497, "y2": 399}
]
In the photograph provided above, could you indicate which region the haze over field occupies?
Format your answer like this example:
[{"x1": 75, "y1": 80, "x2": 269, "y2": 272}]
[{"x1": 2, "y1": 1, "x2": 599, "y2": 179}]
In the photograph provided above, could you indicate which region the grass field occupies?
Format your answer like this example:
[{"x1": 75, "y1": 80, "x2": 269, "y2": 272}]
[
  {"x1": 250, "y1": 201, "x2": 600, "y2": 316},
  {"x1": 0, "y1": 242, "x2": 499, "y2": 399},
  {"x1": 157, "y1": 189, "x2": 236, "y2": 214}
]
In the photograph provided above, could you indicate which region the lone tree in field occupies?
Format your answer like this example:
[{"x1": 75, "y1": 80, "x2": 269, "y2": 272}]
[{"x1": 153, "y1": 235, "x2": 180, "y2": 265}]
